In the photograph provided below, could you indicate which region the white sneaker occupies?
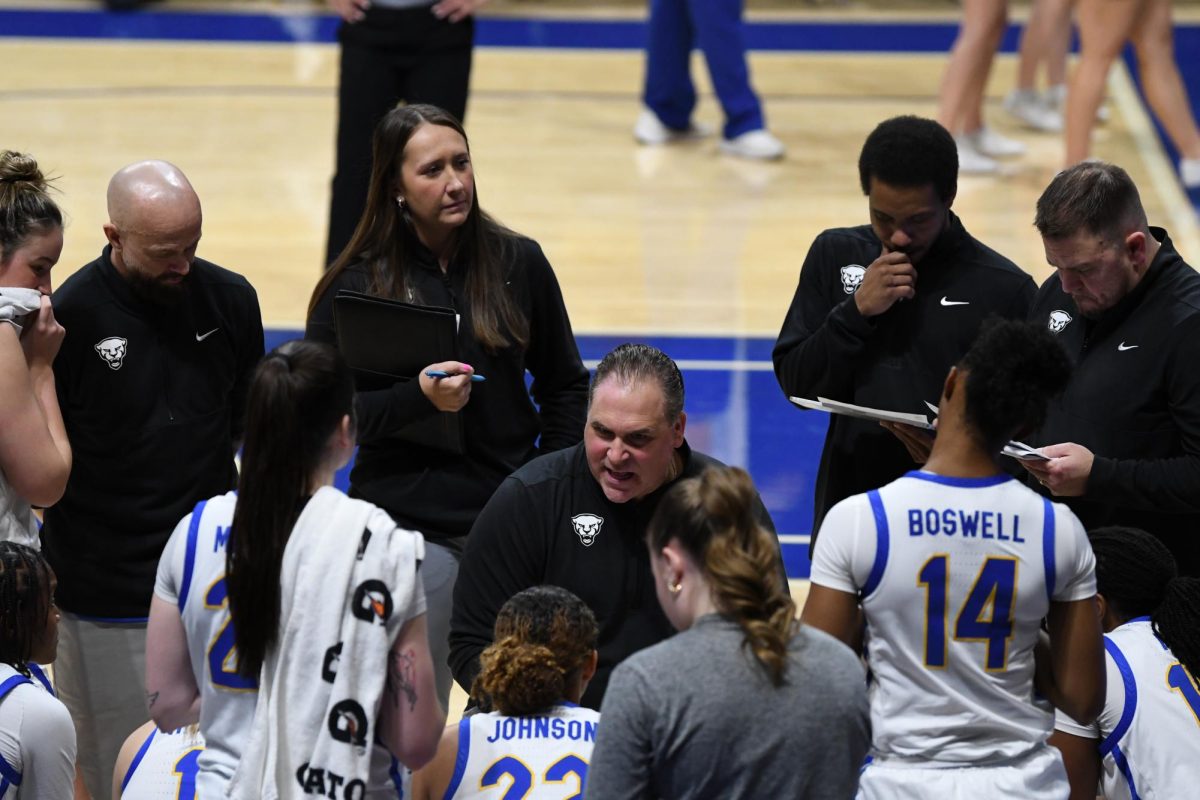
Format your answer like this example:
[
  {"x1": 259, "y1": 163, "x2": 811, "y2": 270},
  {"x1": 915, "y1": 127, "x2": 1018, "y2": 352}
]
[
  {"x1": 633, "y1": 108, "x2": 710, "y2": 145},
  {"x1": 719, "y1": 129, "x2": 785, "y2": 160},
  {"x1": 1004, "y1": 89, "x2": 1062, "y2": 132},
  {"x1": 955, "y1": 135, "x2": 998, "y2": 174},
  {"x1": 1180, "y1": 158, "x2": 1200, "y2": 189},
  {"x1": 964, "y1": 126, "x2": 1026, "y2": 158}
]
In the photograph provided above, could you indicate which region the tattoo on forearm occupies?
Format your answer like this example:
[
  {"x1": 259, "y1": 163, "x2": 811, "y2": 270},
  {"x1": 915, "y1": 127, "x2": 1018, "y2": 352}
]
[
  {"x1": 146, "y1": 690, "x2": 159, "y2": 710},
  {"x1": 387, "y1": 649, "x2": 418, "y2": 712}
]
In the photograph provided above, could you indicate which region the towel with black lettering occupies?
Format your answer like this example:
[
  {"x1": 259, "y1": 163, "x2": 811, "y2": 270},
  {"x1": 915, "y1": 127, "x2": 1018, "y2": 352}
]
[{"x1": 229, "y1": 485, "x2": 425, "y2": 799}]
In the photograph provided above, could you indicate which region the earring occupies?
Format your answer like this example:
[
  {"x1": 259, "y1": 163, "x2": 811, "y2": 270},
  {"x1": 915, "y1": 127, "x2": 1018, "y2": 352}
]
[
  {"x1": 396, "y1": 196, "x2": 406, "y2": 211},
  {"x1": 667, "y1": 580, "x2": 682, "y2": 595}
]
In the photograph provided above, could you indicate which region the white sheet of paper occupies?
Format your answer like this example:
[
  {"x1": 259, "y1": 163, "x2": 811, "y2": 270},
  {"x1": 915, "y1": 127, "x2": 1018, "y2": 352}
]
[
  {"x1": 788, "y1": 397, "x2": 934, "y2": 430},
  {"x1": 922, "y1": 400, "x2": 1050, "y2": 462}
]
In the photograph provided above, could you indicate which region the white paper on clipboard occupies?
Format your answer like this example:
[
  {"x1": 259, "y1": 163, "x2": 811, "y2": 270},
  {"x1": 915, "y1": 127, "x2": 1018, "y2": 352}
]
[{"x1": 789, "y1": 397, "x2": 934, "y2": 429}]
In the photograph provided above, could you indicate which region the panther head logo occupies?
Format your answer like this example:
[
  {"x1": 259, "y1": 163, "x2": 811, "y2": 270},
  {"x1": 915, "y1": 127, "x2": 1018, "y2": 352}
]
[
  {"x1": 94, "y1": 337, "x2": 128, "y2": 370},
  {"x1": 571, "y1": 513, "x2": 604, "y2": 547},
  {"x1": 839, "y1": 265, "x2": 866, "y2": 294},
  {"x1": 1047, "y1": 310, "x2": 1073, "y2": 333}
]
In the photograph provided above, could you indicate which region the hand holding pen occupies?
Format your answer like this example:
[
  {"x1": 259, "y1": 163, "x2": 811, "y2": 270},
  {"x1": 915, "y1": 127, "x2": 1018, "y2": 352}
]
[{"x1": 418, "y1": 361, "x2": 481, "y2": 412}]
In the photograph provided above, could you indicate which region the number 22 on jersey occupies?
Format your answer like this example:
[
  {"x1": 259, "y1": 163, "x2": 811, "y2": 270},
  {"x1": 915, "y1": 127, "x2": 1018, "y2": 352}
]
[
  {"x1": 481, "y1": 754, "x2": 588, "y2": 800},
  {"x1": 918, "y1": 555, "x2": 1018, "y2": 671}
]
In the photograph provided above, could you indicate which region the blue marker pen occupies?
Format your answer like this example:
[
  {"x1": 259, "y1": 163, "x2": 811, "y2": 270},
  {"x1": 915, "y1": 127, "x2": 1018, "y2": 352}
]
[{"x1": 425, "y1": 370, "x2": 486, "y2": 382}]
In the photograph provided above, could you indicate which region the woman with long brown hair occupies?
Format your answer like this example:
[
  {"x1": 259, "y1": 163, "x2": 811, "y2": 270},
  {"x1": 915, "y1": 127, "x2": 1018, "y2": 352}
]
[
  {"x1": 307, "y1": 103, "x2": 588, "y2": 707},
  {"x1": 585, "y1": 466, "x2": 869, "y2": 799}
]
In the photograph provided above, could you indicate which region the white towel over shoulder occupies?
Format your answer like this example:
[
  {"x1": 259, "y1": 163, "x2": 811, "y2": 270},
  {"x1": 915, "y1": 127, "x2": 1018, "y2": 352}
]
[{"x1": 228, "y1": 485, "x2": 425, "y2": 800}]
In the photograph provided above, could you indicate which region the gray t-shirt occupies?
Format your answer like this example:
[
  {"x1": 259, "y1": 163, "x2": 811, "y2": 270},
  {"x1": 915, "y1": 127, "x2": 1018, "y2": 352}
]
[{"x1": 585, "y1": 615, "x2": 869, "y2": 800}]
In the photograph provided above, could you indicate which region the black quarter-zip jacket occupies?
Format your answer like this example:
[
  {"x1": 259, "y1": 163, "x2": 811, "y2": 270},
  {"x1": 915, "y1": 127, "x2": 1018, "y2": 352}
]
[
  {"x1": 773, "y1": 213, "x2": 1036, "y2": 546},
  {"x1": 447, "y1": 441, "x2": 780, "y2": 709},
  {"x1": 1029, "y1": 228, "x2": 1200, "y2": 574},
  {"x1": 45, "y1": 247, "x2": 263, "y2": 617},
  {"x1": 306, "y1": 235, "x2": 589, "y2": 543}
]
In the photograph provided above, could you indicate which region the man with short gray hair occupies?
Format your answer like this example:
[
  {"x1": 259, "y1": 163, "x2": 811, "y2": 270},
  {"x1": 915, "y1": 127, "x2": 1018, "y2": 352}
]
[
  {"x1": 46, "y1": 160, "x2": 263, "y2": 798},
  {"x1": 1025, "y1": 161, "x2": 1200, "y2": 575},
  {"x1": 449, "y1": 343, "x2": 780, "y2": 708}
]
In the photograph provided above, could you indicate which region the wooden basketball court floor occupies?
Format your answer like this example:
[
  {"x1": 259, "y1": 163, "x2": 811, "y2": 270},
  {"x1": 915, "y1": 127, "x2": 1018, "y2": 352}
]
[{"x1": 3, "y1": 3, "x2": 1199, "y2": 591}]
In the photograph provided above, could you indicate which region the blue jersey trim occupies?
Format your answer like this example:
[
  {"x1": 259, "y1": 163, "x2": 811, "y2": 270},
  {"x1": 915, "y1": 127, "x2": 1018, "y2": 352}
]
[
  {"x1": 905, "y1": 470, "x2": 1013, "y2": 488},
  {"x1": 1126, "y1": 616, "x2": 1152, "y2": 624},
  {"x1": 26, "y1": 664, "x2": 53, "y2": 697},
  {"x1": 1041, "y1": 497, "x2": 1056, "y2": 601},
  {"x1": 1099, "y1": 638, "x2": 1138, "y2": 759},
  {"x1": 120, "y1": 727, "x2": 157, "y2": 794},
  {"x1": 442, "y1": 717, "x2": 472, "y2": 800},
  {"x1": 0, "y1": 676, "x2": 30, "y2": 787},
  {"x1": 861, "y1": 490, "x2": 889, "y2": 599},
  {"x1": 388, "y1": 756, "x2": 404, "y2": 799},
  {"x1": 179, "y1": 499, "x2": 208, "y2": 613},
  {"x1": 0, "y1": 753, "x2": 19, "y2": 788},
  {"x1": 1110, "y1": 743, "x2": 1143, "y2": 800}
]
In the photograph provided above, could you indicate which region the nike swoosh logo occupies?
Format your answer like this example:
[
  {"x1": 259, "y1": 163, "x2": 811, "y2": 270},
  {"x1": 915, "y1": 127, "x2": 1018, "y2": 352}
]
[
  {"x1": 940, "y1": 297, "x2": 970, "y2": 306},
  {"x1": 195, "y1": 328, "x2": 219, "y2": 342},
  {"x1": 1117, "y1": 342, "x2": 1139, "y2": 351}
]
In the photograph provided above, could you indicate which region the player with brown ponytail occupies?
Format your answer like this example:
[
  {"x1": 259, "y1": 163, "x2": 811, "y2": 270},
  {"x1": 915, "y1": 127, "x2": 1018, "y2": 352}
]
[{"x1": 585, "y1": 465, "x2": 870, "y2": 799}]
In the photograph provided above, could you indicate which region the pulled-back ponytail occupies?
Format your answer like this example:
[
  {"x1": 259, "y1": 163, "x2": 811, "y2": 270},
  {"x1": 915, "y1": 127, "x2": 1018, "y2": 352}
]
[
  {"x1": 472, "y1": 586, "x2": 598, "y2": 716},
  {"x1": 226, "y1": 340, "x2": 354, "y2": 678},
  {"x1": 0, "y1": 150, "x2": 62, "y2": 264},
  {"x1": 648, "y1": 466, "x2": 795, "y2": 685}
]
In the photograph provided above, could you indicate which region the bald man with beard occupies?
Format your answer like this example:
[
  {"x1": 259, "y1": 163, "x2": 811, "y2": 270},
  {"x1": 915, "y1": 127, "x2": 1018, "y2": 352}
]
[{"x1": 45, "y1": 161, "x2": 263, "y2": 799}]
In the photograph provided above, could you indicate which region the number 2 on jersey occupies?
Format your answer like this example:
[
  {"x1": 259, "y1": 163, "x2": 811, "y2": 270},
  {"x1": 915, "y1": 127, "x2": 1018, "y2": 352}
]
[
  {"x1": 205, "y1": 577, "x2": 257, "y2": 691},
  {"x1": 481, "y1": 754, "x2": 588, "y2": 800},
  {"x1": 918, "y1": 555, "x2": 1017, "y2": 670}
]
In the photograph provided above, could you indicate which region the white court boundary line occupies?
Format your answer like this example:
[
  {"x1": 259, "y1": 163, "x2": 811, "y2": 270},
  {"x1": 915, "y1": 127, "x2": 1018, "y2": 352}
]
[{"x1": 1109, "y1": 61, "x2": 1200, "y2": 258}]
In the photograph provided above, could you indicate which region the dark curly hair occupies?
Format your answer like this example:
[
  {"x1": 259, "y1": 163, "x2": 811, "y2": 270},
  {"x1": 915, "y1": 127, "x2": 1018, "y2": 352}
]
[
  {"x1": 858, "y1": 116, "x2": 958, "y2": 202},
  {"x1": 472, "y1": 586, "x2": 598, "y2": 716},
  {"x1": 958, "y1": 318, "x2": 1072, "y2": 454}
]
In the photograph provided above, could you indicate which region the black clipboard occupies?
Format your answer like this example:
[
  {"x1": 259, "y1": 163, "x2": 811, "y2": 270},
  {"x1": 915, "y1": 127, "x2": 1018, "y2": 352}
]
[{"x1": 333, "y1": 290, "x2": 465, "y2": 455}]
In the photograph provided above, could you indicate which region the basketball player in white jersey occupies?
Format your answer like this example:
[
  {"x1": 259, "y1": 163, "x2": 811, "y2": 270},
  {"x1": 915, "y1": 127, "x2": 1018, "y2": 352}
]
[
  {"x1": 412, "y1": 586, "x2": 601, "y2": 800},
  {"x1": 1051, "y1": 526, "x2": 1200, "y2": 799},
  {"x1": 112, "y1": 721, "x2": 204, "y2": 799},
  {"x1": 803, "y1": 319, "x2": 1105, "y2": 798},
  {"x1": 145, "y1": 486, "x2": 255, "y2": 798},
  {"x1": 145, "y1": 340, "x2": 444, "y2": 798}
]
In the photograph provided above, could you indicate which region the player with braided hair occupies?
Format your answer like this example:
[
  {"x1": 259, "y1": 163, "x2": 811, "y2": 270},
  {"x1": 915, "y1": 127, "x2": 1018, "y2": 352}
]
[
  {"x1": 1051, "y1": 526, "x2": 1200, "y2": 799},
  {"x1": 804, "y1": 319, "x2": 1104, "y2": 798},
  {"x1": 0, "y1": 541, "x2": 74, "y2": 798},
  {"x1": 412, "y1": 586, "x2": 600, "y2": 800}
]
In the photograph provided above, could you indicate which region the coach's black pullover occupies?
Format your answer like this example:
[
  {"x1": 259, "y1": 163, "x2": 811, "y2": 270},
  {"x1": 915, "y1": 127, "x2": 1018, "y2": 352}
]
[
  {"x1": 306, "y1": 236, "x2": 589, "y2": 545},
  {"x1": 448, "y1": 441, "x2": 780, "y2": 709},
  {"x1": 45, "y1": 247, "x2": 263, "y2": 618},
  {"x1": 773, "y1": 214, "x2": 1035, "y2": 546},
  {"x1": 1029, "y1": 229, "x2": 1200, "y2": 574}
]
